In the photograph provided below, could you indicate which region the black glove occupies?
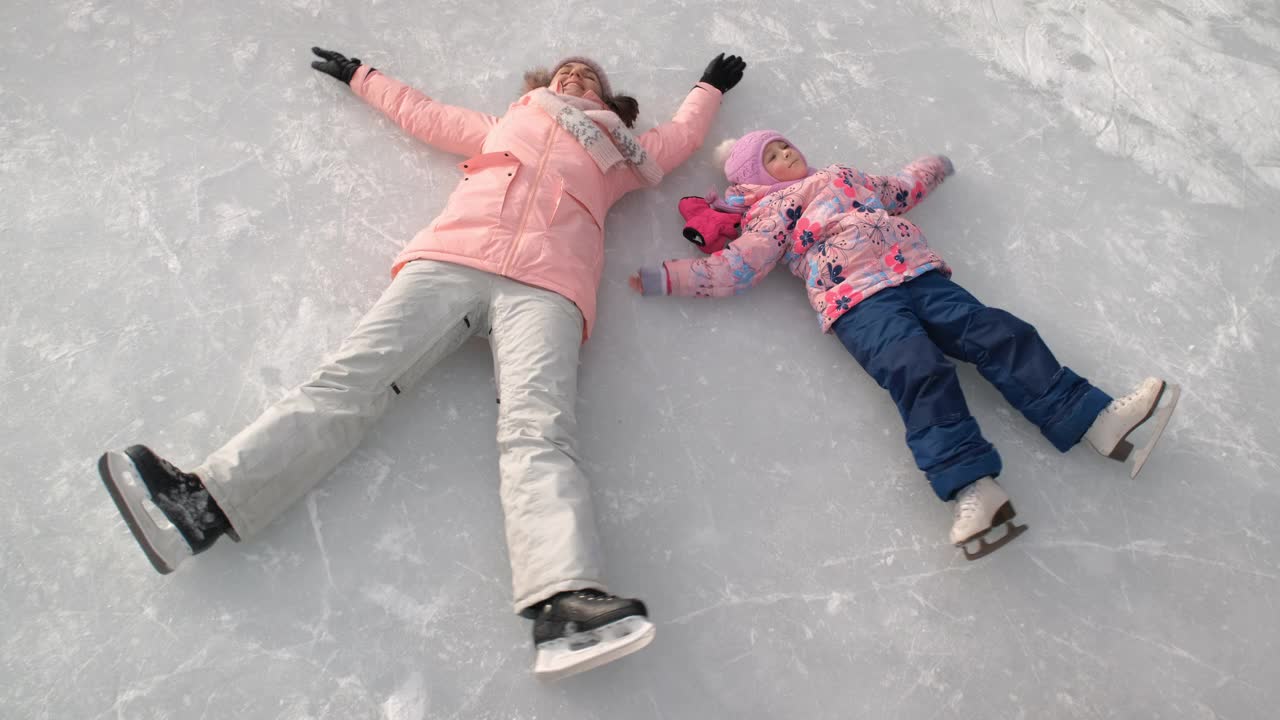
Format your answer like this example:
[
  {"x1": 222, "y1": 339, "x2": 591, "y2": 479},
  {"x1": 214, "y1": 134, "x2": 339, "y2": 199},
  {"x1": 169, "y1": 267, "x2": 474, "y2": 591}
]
[
  {"x1": 311, "y1": 47, "x2": 365, "y2": 85},
  {"x1": 699, "y1": 53, "x2": 746, "y2": 93}
]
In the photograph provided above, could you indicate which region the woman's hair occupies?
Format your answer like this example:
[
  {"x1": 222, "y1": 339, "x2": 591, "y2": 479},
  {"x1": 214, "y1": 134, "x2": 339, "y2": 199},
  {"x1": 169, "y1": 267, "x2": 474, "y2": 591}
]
[{"x1": 522, "y1": 68, "x2": 640, "y2": 128}]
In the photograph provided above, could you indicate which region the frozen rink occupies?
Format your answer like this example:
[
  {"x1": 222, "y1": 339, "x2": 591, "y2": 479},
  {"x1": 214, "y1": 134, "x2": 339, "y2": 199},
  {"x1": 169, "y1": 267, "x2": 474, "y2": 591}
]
[{"x1": 4, "y1": 0, "x2": 1279, "y2": 717}]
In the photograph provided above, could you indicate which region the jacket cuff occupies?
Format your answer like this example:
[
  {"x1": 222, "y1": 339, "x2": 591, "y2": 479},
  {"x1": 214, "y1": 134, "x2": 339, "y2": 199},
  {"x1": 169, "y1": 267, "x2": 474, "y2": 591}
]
[
  {"x1": 691, "y1": 81, "x2": 724, "y2": 99},
  {"x1": 639, "y1": 266, "x2": 670, "y2": 297},
  {"x1": 350, "y1": 64, "x2": 377, "y2": 93}
]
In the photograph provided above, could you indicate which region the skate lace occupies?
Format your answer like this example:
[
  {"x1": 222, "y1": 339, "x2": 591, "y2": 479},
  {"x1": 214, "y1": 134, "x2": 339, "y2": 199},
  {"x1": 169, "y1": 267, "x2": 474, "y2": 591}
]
[
  {"x1": 1102, "y1": 394, "x2": 1132, "y2": 415},
  {"x1": 1101, "y1": 381, "x2": 1155, "y2": 416},
  {"x1": 956, "y1": 485, "x2": 982, "y2": 519},
  {"x1": 155, "y1": 455, "x2": 202, "y2": 492}
]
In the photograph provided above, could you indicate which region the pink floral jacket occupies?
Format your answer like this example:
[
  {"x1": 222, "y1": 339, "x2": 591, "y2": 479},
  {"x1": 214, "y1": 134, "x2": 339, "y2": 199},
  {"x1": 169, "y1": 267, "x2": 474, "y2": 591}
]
[{"x1": 650, "y1": 156, "x2": 953, "y2": 331}]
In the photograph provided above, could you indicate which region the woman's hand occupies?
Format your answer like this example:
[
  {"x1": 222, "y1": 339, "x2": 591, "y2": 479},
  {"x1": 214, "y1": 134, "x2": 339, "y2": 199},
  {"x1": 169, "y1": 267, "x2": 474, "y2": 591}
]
[
  {"x1": 628, "y1": 274, "x2": 645, "y2": 294},
  {"x1": 311, "y1": 47, "x2": 364, "y2": 85},
  {"x1": 700, "y1": 53, "x2": 747, "y2": 93}
]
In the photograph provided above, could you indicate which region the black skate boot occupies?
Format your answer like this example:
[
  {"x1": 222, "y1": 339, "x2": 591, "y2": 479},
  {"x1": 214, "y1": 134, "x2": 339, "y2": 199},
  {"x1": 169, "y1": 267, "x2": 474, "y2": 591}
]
[
  {"x1": 530, "y1": 589, "x2": 655, "y2": 680},
  {"x1": 97, "y1": 444, "x2": 234, "y2": 574}
]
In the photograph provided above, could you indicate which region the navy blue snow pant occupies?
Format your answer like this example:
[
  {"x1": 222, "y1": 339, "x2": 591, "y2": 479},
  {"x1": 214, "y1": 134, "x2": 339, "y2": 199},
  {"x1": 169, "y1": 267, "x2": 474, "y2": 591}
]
[{"x1": 831, "y1": 271, "x2": 1112, "y2": 502}]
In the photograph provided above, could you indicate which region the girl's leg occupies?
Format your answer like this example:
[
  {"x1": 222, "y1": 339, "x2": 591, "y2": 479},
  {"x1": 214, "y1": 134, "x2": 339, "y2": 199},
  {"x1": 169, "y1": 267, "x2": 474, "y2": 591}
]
[
  {"x1": 904, "y1": 271, "x2": 1112, "y2": 453},
  {"x1": 832, "y1": 286, "x2": 1002, "y2": 502},
  {"x1": 486, "y1": 277, "x2": 606, "y2": 612},
  {"x1": 196, "y1": 261, "x2": 489, "y2": 539}
]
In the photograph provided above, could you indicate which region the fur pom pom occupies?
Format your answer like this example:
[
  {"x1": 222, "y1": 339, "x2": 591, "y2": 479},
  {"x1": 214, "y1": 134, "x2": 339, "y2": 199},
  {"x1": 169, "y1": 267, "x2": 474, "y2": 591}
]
[
  {"x1": 712, "y1": 138, "x2": 738, "y2": 170},
  {"x1": 523, "y1": 68, "x2": 553, "y2": 93}
]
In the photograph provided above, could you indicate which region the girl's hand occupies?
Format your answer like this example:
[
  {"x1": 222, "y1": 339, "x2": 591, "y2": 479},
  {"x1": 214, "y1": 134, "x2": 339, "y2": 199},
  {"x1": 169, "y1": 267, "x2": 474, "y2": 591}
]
[
  {"x1": 311, "y1": 47, "x2": 364, "y2": 85},
  {"x1": 628, "y1": 273, "x2": 645, "y2": 294}
]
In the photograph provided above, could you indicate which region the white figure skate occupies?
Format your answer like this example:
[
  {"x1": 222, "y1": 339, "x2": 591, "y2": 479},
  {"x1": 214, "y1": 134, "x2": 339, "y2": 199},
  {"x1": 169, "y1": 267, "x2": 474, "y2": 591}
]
[
  {"x1": 1085, "y1": 377, "x2": 1181, "y2": 478},
  {"x1": 950, "y1": 477, "x2": 1028, "y2": 560}
]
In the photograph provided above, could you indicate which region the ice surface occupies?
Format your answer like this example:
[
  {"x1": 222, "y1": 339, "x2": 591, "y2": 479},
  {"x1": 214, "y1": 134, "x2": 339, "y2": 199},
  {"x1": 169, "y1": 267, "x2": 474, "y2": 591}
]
[{"x1": 3, "y1": 0, "x2": 1278, "y2": 718}]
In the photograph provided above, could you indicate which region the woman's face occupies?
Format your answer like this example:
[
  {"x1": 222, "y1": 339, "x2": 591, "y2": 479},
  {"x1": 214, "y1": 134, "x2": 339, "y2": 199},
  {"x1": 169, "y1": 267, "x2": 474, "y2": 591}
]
[
  {"x1": 551, "y1": 62, "x2": 603, "y2": 98},
  {"x1": 763, "y1": 140, "x2": 807, "y2": 181}
]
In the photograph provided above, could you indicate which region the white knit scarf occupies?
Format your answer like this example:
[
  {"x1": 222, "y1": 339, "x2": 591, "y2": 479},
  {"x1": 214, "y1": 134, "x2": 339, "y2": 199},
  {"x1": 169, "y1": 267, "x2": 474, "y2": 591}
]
[{"x1": 528, "y1": 88, "x2": 663, "y2": 187}]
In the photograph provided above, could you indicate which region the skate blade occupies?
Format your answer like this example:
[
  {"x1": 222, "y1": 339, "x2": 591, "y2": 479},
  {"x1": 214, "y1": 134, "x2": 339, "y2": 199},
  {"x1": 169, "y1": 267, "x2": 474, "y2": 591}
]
[
  {"x1": 958, "y1": 503, "x2": 1028, "y2": 561},
  {"x1": 1129, "y1": 383, "x2": 1181, "y2": 479},
  {"x1": 97, "y1": 451, "x2": 192, "y2": 574},
  {"x1": 533, "y1": 615, "x2": 656, "y2": 681}
]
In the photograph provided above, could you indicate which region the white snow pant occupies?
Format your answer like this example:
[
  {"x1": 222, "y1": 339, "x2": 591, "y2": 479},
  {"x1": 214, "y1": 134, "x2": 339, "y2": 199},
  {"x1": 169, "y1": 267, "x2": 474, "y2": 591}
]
[{"x1": 196, "y1": 260, "x2": 606, "y2": 612}]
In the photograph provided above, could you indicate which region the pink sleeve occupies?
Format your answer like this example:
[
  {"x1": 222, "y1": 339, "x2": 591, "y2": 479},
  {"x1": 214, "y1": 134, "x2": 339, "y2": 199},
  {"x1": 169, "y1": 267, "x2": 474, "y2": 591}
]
[
  {"x1": 607, "y1": 83, "x2": 724, "y2": 200},
  {"x1": 349, "y1": 66, "x2": 499, "y2": 157},
  {"x1": 663, "y1": 227, "x2": 787, "y2": 298},
  {"x1": 854, "y1": 155, "x2": 952, "y2": 216}
]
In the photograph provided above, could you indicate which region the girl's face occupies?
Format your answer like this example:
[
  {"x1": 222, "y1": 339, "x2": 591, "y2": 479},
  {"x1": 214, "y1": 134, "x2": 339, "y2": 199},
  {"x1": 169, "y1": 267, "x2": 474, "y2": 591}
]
[
  {"x1": 762, "y1": 139, "x2": 807, "y2": 181},
  {"x1": 551, "y1": 63, "x2": 603, "y2": 98}
]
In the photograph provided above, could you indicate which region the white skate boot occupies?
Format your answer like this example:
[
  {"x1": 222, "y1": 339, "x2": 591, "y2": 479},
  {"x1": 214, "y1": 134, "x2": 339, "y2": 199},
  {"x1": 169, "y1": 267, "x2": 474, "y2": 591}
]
[
  {"x1": 950, "y1": 477, "x2": 1027, "y2": 560},
  {"x1": 1084, "y1": 377, "x2": 1181, "y2": 478}
]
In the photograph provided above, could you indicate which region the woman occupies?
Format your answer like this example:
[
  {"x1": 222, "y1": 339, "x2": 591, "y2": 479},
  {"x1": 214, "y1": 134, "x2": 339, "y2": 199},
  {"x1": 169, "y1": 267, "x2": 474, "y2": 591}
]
[{"x1": 97, "y1": 46, "x2": 746, "y2": 680}]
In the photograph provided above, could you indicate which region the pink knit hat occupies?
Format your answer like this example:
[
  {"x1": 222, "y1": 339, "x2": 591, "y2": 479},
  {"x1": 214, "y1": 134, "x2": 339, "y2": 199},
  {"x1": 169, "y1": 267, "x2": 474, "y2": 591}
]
[
  {"x1": 723, "y1": 130, "x2": 807, "y2": 185},
  {"x1": 551, "y1": 56, "x2": 613, "y2": 98}
]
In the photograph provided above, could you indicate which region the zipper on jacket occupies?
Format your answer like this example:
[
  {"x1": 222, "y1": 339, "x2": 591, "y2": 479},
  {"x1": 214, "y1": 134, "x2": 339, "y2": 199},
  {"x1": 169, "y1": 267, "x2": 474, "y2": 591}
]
[{"x1": 501, "y1": 122, "x2": 557, "y2": 276}]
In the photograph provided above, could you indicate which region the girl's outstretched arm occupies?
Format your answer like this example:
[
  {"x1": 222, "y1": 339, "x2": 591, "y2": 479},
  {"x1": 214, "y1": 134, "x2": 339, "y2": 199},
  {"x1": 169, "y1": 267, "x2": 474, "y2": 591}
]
[
  {"x1": 634, "y1": 223, "x2": 787, "y2": 298},
  {"x1": 853, "y1": 154, "x2": 954, "y2": 215}
]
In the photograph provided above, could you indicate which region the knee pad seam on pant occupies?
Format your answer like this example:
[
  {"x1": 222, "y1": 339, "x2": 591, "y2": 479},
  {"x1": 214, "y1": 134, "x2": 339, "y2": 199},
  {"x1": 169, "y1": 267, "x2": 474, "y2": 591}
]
[
  {"x1": 963, "y1": 306, "x2": 1031, "y2": 347},
  {"x1": 877, "y1": 334, "x2": 950, "y2": 377},
  {"x1": 904, "y1": 410, "x2": 970, "y2": 435},
  {"x1": 964, "y1": 307, "x2": 1047, "y2": 399}
]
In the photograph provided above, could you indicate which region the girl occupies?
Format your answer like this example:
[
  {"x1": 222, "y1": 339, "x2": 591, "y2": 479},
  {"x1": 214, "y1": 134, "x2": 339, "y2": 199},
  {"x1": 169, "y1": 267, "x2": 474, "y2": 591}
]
[
  {"x1": 631, "y1": 130, "x2": 1179, "y2": 560},
  {"x1": 96, "y1": 46, "x2": 746, "y2": 680}
]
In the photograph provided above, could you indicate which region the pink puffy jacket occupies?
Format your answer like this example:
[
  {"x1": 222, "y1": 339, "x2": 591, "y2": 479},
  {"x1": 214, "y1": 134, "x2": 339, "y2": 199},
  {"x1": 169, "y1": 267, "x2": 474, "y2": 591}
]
[{"x1": 349, "y1": 66, "x2": 724, "y2": 340}]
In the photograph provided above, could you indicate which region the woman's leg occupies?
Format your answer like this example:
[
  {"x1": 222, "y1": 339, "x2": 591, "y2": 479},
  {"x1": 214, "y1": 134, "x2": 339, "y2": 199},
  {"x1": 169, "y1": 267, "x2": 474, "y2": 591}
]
[
  {"x1": 487, "y1": 277, "x2": 654, "y2": 680},
  {"x1": 486, "y1": 277, "x2": 605, "y2": 612},
  {"x1": 196, "y1": 261, "x2": 489, "y2": 539}
]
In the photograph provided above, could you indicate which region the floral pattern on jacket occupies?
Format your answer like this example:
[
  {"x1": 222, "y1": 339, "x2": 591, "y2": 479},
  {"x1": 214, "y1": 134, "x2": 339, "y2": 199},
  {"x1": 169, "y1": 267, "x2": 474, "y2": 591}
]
[{"x1": 662, "y1": 156, "x2": 952, "y2": 331}]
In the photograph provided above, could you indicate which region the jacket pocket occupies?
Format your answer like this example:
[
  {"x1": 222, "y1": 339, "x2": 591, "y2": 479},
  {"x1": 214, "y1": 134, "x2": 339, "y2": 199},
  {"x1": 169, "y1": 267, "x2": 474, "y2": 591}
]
[
  {"x1": 550, "y1": 182, "x2": 608, "y2": 280},
  {"x1": 430, "y1": 152, "x2": 520, "y2": 233},
  {"x1": 561, "y1": 182, "x2": 606, "y2": 231}
]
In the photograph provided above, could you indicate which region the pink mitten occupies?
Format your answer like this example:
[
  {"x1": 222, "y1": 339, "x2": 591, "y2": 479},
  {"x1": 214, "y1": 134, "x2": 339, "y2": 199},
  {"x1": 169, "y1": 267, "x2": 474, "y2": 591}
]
[{"x1": 678, "y1": 196, "x2": 742, "y2": 254}]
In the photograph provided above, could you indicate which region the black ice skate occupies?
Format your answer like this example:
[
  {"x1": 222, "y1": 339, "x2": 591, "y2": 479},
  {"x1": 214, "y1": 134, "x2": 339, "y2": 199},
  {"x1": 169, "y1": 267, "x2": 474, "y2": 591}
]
[
  {"x1": 96, "y1": 445, "x2": 233, "y2": 574},
  {"x1": 530, "y1": 589, "x2": 655, "y2": 680}
]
